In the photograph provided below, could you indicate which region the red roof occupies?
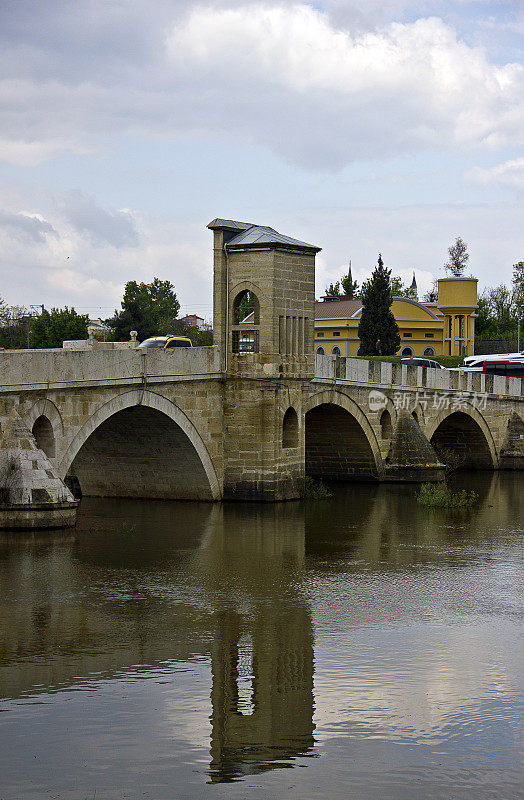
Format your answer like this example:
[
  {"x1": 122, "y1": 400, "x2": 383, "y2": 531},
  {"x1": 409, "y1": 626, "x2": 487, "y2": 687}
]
[{"x1": 315, "y1": 299, "x2": 362, "y2": 319}]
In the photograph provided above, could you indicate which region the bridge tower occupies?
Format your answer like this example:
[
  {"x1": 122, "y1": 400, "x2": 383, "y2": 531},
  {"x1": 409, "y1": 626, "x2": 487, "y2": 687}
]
[{"x1": 208, "y1": 218, "x2": 320, "y2": 500}]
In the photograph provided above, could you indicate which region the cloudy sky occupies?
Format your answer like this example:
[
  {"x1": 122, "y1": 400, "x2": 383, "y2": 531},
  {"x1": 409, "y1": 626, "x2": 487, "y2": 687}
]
[{"x1": 1, "y1": 0, "x2": 523, "y2": 321}]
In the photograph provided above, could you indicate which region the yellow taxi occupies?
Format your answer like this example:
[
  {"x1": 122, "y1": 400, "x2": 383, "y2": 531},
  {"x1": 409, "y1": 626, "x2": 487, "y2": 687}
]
[{"x1": 138, "y1": 335, "x2": 192, "y2": 349}]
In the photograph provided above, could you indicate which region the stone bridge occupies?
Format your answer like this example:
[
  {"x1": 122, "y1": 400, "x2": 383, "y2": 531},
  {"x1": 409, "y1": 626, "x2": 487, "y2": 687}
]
[
  {"x1": 1, "y1": 346, "x2": 523, "y2": 506},
  {"x1": 1, "y1": 216, "x2": 523, "y2": 525}
]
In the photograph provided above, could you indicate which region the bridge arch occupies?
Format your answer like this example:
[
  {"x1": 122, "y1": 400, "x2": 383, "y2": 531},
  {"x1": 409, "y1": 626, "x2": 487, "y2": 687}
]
[
  {"x1": 304, "y1": 391, "x2": 382, "y2": 481},
  {"x1": 25, "y1": 398, "x2": 64, "y2": 459},
  {"x1": 426, "y1": 405, "x2": 497, "y2": 470},
  {"x1": 59, "y1": 389, "x2": 221, "y2": 500}
]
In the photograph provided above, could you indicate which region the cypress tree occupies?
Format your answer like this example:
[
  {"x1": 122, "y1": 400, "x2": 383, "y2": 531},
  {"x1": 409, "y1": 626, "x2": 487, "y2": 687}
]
[{"x1": 358, "y1": 254, "x2": 401, "y2": 356}]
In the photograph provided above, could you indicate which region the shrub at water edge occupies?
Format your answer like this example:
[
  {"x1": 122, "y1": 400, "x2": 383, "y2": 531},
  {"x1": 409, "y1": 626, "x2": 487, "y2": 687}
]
[
  {"x1": 417, "y1": 483, "x2": 479, "y2": 509},
  {"x1": 298, "y1": 477, "x2": 332, "y2": 501}
]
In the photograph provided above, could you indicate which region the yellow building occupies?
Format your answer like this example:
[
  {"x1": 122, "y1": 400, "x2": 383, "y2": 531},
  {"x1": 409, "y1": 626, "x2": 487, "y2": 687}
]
[{"x1": 314, "y1": 277, "x2": 477, "y2": 358}]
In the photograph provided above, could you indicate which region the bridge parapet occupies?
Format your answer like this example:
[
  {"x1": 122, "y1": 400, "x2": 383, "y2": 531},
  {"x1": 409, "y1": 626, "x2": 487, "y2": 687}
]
[
  {"x1": 0, "y1": 346, "x2": 221, "y2": 391},
  {"x1": 314, "y1": 355, "x2": 524, "y2": 398}
]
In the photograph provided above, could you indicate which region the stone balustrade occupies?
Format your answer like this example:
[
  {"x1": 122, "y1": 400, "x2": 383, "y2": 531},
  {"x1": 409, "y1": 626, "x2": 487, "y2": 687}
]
[
  {"x1": 314, "y1": 355, "x2": 524, "y2": 398},
  {"x1": 0, "y1": 346, "x2": 221, "y2": 391}
]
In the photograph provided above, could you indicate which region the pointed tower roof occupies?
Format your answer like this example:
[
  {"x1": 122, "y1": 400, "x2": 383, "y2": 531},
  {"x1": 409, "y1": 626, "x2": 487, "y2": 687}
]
[{"x1": 207, "y1": 219, "x2": 320, "y2": 253}]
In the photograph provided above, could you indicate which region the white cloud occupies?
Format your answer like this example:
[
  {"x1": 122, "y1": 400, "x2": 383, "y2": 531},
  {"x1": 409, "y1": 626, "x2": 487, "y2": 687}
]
[
  {"x1": 165, "y1": 6, "x2": 524, "y2": 168},
  {"x1": 0, "y1": 3, "x2": 523, "y2": 170},
  {"x1": 466, "y1": 157, "x2": 524, "y2": 189}
]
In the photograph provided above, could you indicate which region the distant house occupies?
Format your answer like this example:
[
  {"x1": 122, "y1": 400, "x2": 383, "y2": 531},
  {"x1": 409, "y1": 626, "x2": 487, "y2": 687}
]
[{"x1": 179, "y1": 314, "x2": 205, "y2": 328}]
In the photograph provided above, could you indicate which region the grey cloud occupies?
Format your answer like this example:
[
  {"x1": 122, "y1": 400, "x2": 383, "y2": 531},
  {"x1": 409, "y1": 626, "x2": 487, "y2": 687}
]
[
  {"x1": 58, "y1": 191, "x2": 139, "y2": 247},
  {"x1": 0, "y1": 210, "x2": 57, "y2": 242},
  {"x1": 1, "y1": 1, "x2": 523, "y2": 172}
]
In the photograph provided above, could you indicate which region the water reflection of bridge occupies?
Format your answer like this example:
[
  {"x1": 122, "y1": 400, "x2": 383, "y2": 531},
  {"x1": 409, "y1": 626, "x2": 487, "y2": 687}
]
[
  {"x1": 0, "y1": 502, "x2": 315, "y2": 781},
  {"x1": 1, "y1": 473, "x2": 521, "y2": 780}
]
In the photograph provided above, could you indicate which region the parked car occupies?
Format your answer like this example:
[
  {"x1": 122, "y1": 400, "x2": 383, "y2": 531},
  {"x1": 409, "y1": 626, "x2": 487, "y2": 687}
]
[
  {"x1": 138, "y1": 336, "x2": 192, "y2": 349},
  {"x1": 400, "y1": 357, "x2": 444, "y2": 370}
]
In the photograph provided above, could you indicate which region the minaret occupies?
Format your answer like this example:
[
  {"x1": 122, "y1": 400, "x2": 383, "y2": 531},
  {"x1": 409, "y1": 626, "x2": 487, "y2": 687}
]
[{"x1": 411, "y1": 271, "x2": 418, "y2": 300}]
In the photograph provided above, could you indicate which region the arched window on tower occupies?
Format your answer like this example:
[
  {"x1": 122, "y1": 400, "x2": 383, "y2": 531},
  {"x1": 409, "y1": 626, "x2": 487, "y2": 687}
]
[{"x1": 232, "y1": 290, "x2": 260, "y2": 353}]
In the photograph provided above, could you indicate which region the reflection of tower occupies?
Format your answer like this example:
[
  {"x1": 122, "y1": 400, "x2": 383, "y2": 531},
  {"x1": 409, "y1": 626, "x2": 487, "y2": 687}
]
[
  {"x1": 194, "y1": 503, "x2": 315, "y2": 782},
  {"x1": 209, "y1": 605, "x2": 314, "y2": 781}
]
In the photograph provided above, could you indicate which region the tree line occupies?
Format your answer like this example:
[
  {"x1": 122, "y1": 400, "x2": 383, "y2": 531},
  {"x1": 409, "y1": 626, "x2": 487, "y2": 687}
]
[
  {"x1": 0, "y1": 279, "x2": 212, "y2": 349},
  {"x1": 2, "y1": 242, "x2": 522, "y2": 352}
]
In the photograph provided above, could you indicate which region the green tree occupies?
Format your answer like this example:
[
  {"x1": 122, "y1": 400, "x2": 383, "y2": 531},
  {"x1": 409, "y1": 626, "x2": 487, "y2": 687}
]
[
  {"x1": 358, "y1": 254, "x2": 401, "y2": 356},
  {"x1": 106, "y1": 278, "x2": 180, "y2": 341},
  {"x1": 423, "y1": 280, "x2": 439, "y2": 303},
  {"x1": 30, "y1": 307, "x2": 89, "y2": 348},
  {"x1": 340, "y1": 266, "x2": 359, "y2": 298},
  {"x1": 475, "y1": 285, "x2": 516, "y2": 340},
  {"x1": 0, "y1": 296, "x2": 8, "y2": 324},
  {"x1": 323, "y1": 280, "x2": 341, "y2": 298},
  {"x1": 512, "y1": 261, "x2": 524, "y2": 318},
  {"x1": 324, "y1": 265, "x2": 359, "y2": 299},
  {"x1": 172, "y1": 319, "x2": 213, "y2": 346},
  {"x1": 391, "y1": 276, "x2": 417, "y2": 300},
  {"x1": 0, "y1": 304, "x2": 30, "y2": 349},
  {"x1": 445, "y1": 237, "x2": 469, "y2": 277}
]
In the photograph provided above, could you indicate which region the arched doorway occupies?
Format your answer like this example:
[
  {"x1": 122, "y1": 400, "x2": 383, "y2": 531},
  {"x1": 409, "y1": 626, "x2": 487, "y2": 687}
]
[
  {"x1": 305, "y1": 402, "x2": 378, "y2": 481},
  {"x1": 430, "y1": 411, "x2": 495, "y2": 470}
]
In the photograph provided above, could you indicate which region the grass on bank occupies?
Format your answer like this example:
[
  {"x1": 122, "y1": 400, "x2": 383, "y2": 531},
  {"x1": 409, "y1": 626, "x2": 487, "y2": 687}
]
[{"x1": 417, "y1": 482, "x2": 479, "y2": 509}]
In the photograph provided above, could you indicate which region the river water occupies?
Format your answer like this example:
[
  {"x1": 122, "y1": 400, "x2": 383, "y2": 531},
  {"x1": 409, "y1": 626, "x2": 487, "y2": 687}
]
[{"x1": 0, "y1": 473, "x2": 522, "y2": 800}]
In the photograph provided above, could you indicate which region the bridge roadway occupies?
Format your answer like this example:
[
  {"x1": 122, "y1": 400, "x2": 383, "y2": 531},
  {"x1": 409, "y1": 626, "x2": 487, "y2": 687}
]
[{"x1": 1, "y1": 345, "x2": 523, "y2": 505}]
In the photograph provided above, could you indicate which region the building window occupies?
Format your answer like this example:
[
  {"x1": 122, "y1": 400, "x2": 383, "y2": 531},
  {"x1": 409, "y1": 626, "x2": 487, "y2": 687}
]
[
  {"x1": 401, "y1": 346, "x2": 414, "y2": 356},
  {"x1": 403, "y1": 332, "x2": 412, "y2": 338},
  {"x1": 425, "y1": 333, "x2": 434, "y2": 338},
  {"x1": 331, "y1": 345, "x2": 342, "y2": 356},
  {"x1": 333, "y1": 331, "x2": 341, "y2": 337},
  {"x1": 232, "y1": 329, "x2": 259, "y2": 353},
  {"x1": 316, "y1": 346, "x2": 325, "y2": 355},
  {"x1": 317, "y1": 332, "x2": 324, "y2": 338},
  {"x1": 423, "y1": 347, "x2": 436, "y2": 356}
]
